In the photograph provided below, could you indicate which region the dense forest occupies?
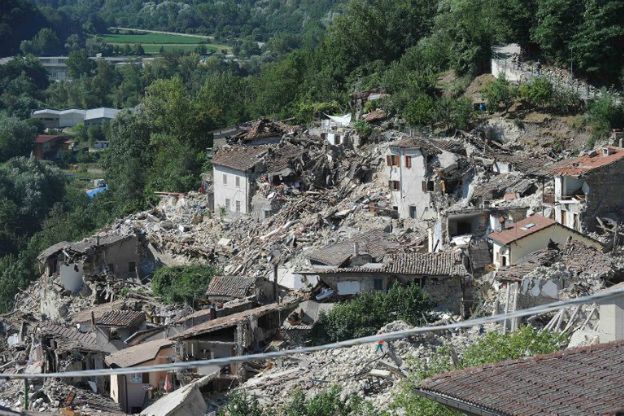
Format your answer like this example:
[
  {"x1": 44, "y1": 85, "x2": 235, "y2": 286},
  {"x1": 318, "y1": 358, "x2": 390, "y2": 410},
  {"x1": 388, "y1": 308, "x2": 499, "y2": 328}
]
[{"x1": 0, "y1": 0, "x2": 623, "y2": 311}]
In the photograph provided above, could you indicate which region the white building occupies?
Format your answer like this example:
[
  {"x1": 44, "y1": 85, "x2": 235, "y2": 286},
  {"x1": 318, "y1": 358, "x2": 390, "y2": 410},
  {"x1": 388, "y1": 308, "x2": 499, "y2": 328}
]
[
  {"x1": 318, "y1": 114, "x2": 352, "y2": 146},
  {"x1": 384, "y1": 137, "x2": 462, "y2": 220},
  {"x1": 32, "y1": 107, "x2": 120, "y2": 129},
  {"x1": 212, "y1": 146, "x2": 268, "y2": 216},
  {"x1": 488, "y1": 214, "x2": 602, "y2": 268}
]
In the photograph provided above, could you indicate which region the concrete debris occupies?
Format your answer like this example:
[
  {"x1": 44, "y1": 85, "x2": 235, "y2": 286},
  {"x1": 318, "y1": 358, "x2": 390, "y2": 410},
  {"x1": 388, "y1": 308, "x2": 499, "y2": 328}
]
[{"x1": 236, "y1": 320, "x2": 488, "y2": 411}]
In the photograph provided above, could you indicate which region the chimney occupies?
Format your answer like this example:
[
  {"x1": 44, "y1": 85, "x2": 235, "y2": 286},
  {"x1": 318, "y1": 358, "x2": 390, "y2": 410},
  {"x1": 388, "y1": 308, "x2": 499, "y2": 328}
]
[
  {"x1": 353, "y1": 242, "x2": 360, "y2": 256},
  {"x1": 90, "y1": 311, "x2": 96, "y2": 328}
]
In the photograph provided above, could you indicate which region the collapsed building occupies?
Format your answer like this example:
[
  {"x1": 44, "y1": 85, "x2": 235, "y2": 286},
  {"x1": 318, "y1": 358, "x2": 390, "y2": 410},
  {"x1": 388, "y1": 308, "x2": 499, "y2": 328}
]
[
  {"x1": 551, "y1": 146, "x2": 624, "y2": 232},
  {"x1": 38, "y1": 234, "x2": 142, "y2": 293},
  {"x1": 384, "y1": 137, "x2": 471, "y2": 220}
]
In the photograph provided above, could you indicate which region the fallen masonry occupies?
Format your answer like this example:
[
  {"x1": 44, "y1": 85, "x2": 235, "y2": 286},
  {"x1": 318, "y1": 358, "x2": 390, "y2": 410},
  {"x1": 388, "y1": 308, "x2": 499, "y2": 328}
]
[{"x1": 4, "y1": 113, "x2": 624, "y2": 415}]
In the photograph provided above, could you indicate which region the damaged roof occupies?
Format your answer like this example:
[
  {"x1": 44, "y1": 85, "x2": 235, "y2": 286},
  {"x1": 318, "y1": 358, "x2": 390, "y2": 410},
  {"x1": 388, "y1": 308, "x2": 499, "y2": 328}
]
[
  {"x1": 96, "y1": 310, "x2": 145, "y2": 328},
  {"x1": 105, "y1": 338, "x2": 174, "y2": 368},
  {"x1": 308, "y1": 251, "x2": 468, "y2": 277},
  {"x1": 172, "y1": 303, "x2": 288, "y2": 340},
  {"x1": 471, "y1": 173, "x2": 536, "y2": 201},
  {"x1": 383, "y1": 252, "x2": 468, "y2": 276},
  {"x1": 212, "y1": 146, "x2": 269, "y2": 171},
  {"x1": 496, "y1": 240, "x2": 614, "y2": 282},
  {"x1": 206, "y1": 275, "x2": 256, "y2": 299},
  {"x1": 233, "y1": 119, "x2": 296, "y2": 142},
  {"x1": 417, "y1": 340, "x2": 624, "y2": 416},
  {"x1": 265, "y1": 144, "x2": 306, "y2": 175},
  {"x1": 390, "y1": 137, "x2": 443, "y2": 154},
  {"x1": 488, "y1": 215, "x2": 556, "y2": 245},
  {"x1": 72, "y1": 300, "x2": 128, "y2": 324},
  {"x1": 40, "y1": 234, "x2": 136, "y2": 261},
  {"x1": 306, "y1": 229, "x2": 401, "y2": 267},
  {"x1": 552, "y1": 147, "x2": 624, "y2": 177}
]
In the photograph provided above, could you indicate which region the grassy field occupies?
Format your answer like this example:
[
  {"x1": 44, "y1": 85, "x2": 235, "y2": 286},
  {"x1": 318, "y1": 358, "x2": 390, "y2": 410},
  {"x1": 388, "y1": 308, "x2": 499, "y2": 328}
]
[{"x1": 98, "y1": 32, "x2": 231, "y2": 54}]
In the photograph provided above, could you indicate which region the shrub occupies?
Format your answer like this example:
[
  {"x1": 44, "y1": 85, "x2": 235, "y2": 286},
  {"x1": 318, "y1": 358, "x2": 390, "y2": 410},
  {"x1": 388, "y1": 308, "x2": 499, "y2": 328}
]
[
  {"x1": 483, "y1": 76, "x2": 516, "y2": 111},
  {"x1": 586, "y1": 92, "x2": 624, "y2": 144},
  {"x1": 353, "y1": 120, "x2": 373, "y2": 139},
  {"x1": 519, "y1": 77, "x2": 553, "y2": 109},
  {"x1": 311, "y1": 282, "x2": 434, "y2": 343},
  {"x1": 151, "y1": 264, "x2": 217, "y2": 305}
]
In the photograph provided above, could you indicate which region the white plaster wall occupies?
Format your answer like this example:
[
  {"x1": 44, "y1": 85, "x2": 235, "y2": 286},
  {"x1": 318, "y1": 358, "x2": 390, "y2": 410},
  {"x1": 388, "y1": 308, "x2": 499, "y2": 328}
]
[
  {"x1": 58, "y1": 111, "x2": 86, "y2": 127},
  {"x1": 491, "y1": 59, "x2": 524, "y2": 82},
  {"x1": 213, "y1": 165, "x2": 250, "y2": 215},
  {"x1": 385, "y1": 147, "x2": 434, "y2": 219},
  {"x1": 59, "y1": 262, "x2": 84, "y2": 293},
  {"x1": 495, "y1": 224, "x2": 601, "y2": 267},
  {"x1": 598, "y1": 296, "x2": 624, "y2": 342}
]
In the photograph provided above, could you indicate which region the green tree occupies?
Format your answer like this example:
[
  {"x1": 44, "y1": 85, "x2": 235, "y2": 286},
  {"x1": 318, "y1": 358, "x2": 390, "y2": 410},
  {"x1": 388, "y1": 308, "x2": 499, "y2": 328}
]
[
  {"x1": 532, "y1": 0, "x2": 584, "y2": 64},
  {"x1": 586, "y1": 92, "x2": 624, "y2": 145},
  {"x1": 67, "y1": 49, "x2": 96, "y2": 79},
  {"x1": 518, "y1": 77, "x2": 554, "y2": 109},
  {"x1": 0, "y1": 115, "x2": 37, "y2": 162},
  {"x1": 483, "y1": 76, "x2": 516, "y2": 111},
  {"x1": 151, "y1": 265, "x2": 217, "y2": 305},
  {"x1": 312, "y1": 283, "x2": 433, "y2": 343},
  {"x1": 570, "y1": 0, "x2": 624, "y2": 84}
]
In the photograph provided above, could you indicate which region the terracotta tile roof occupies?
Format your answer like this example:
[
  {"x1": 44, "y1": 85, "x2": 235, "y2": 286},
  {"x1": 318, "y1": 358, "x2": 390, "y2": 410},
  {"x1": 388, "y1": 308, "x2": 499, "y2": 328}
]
[
  {"x1": 96, "y1": 310, "x2": 145, "y2": 328},
  {"x1": 418, "y1": 340, "x2": 624, "y2": 416},
  {"x1": 306, "y1": 230, "x2": 400, "y2": 267},
  {"x1": 488, "y1": 215, "x2": 556, "y2": 245},
  {"x1": 308, "y1": 251, "x2": 468, "y2": 277},
  {"x1": 71, "y1": 300, "x2": 128, "y2": 324},
  {"x1": 105, "y1": 338, "x2": 174, "y2": 368},
  {"x1": 552, "y1": 147, "x2": 624, "y2": 176},
  {"x1": 40, "y1": 324, "x2": 98, "y2": 349},
  {"x1": 172, "y1": 303, "x2": 290, "y2": 340},
  {"x1": 34, "y1": 134, "x2": 69, "y2": 144},
  {"x1": 212, "y1": 145, "x2": 269, "y2": 171},
  {"x1": 383, "y1": 252, "x2": 468, "y2": 276},
  {"x1": 206, "y1": 275, "x2": 256, "y2": 299}
]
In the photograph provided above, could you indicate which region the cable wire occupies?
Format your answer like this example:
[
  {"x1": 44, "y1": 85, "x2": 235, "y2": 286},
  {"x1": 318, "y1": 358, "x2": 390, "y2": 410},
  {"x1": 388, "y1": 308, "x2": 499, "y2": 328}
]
[{"x1": 3, "y1": 287, "x2": 623, "y2": 380}]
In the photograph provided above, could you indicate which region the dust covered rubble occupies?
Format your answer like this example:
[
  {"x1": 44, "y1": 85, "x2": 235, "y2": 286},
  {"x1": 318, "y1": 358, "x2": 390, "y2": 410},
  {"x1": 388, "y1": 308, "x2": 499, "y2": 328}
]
[{"x1": 236, "y1": 320, "x2": 487, "y2": 411}]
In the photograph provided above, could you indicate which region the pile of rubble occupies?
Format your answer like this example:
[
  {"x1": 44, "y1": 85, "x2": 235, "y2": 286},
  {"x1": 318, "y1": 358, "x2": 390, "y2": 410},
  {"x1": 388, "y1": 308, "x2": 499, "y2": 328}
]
[{"x1": 237, "y1": 320, "x2": 487, "y2": 411}]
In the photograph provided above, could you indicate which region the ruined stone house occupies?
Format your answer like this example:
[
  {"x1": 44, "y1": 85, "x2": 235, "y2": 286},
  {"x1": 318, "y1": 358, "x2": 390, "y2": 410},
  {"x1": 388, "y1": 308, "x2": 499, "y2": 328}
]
[
  {"x1": 105, "y1": 338, "x2": 175, "y2": 414},
  {"x1": 38, "y1": 234, "x2": 141, "y2": 293},
  {"x1": 171, "y1": 303, "x2": 295, "y2": 379},
  {"x1": 428, "y1": 207, "x2": 528, "y2": 253},
  {"x1": 212, "y1": 146, "x2": 268, "y2": 217},
  {"x1": 38, "y1": 323, "x2": 118, "y2": 394},
  {"x1": 384, "y1": 137, "x2": 470, "y2": 220},
  {"x1": 212, "y1": 144, "x2": 310, "y2": 218},
  {"x1": 301, "y1": 251, "x2": 471, "y2": 315},
  {"x1": 493, "y1": 240, "x2": 617, "y2": 314},
  {"x1": 251, "y1": 144, "x2": 307, "y2": 220},
  {"x1": 551, "y1": 146, "x2": 624, "y2": 232},
  {"x1": 488, "y1": 214, "x2": 603, "y2": 269},
  {"x1": 311, "y1": 114, "x2": 352, "y2": 146}
]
